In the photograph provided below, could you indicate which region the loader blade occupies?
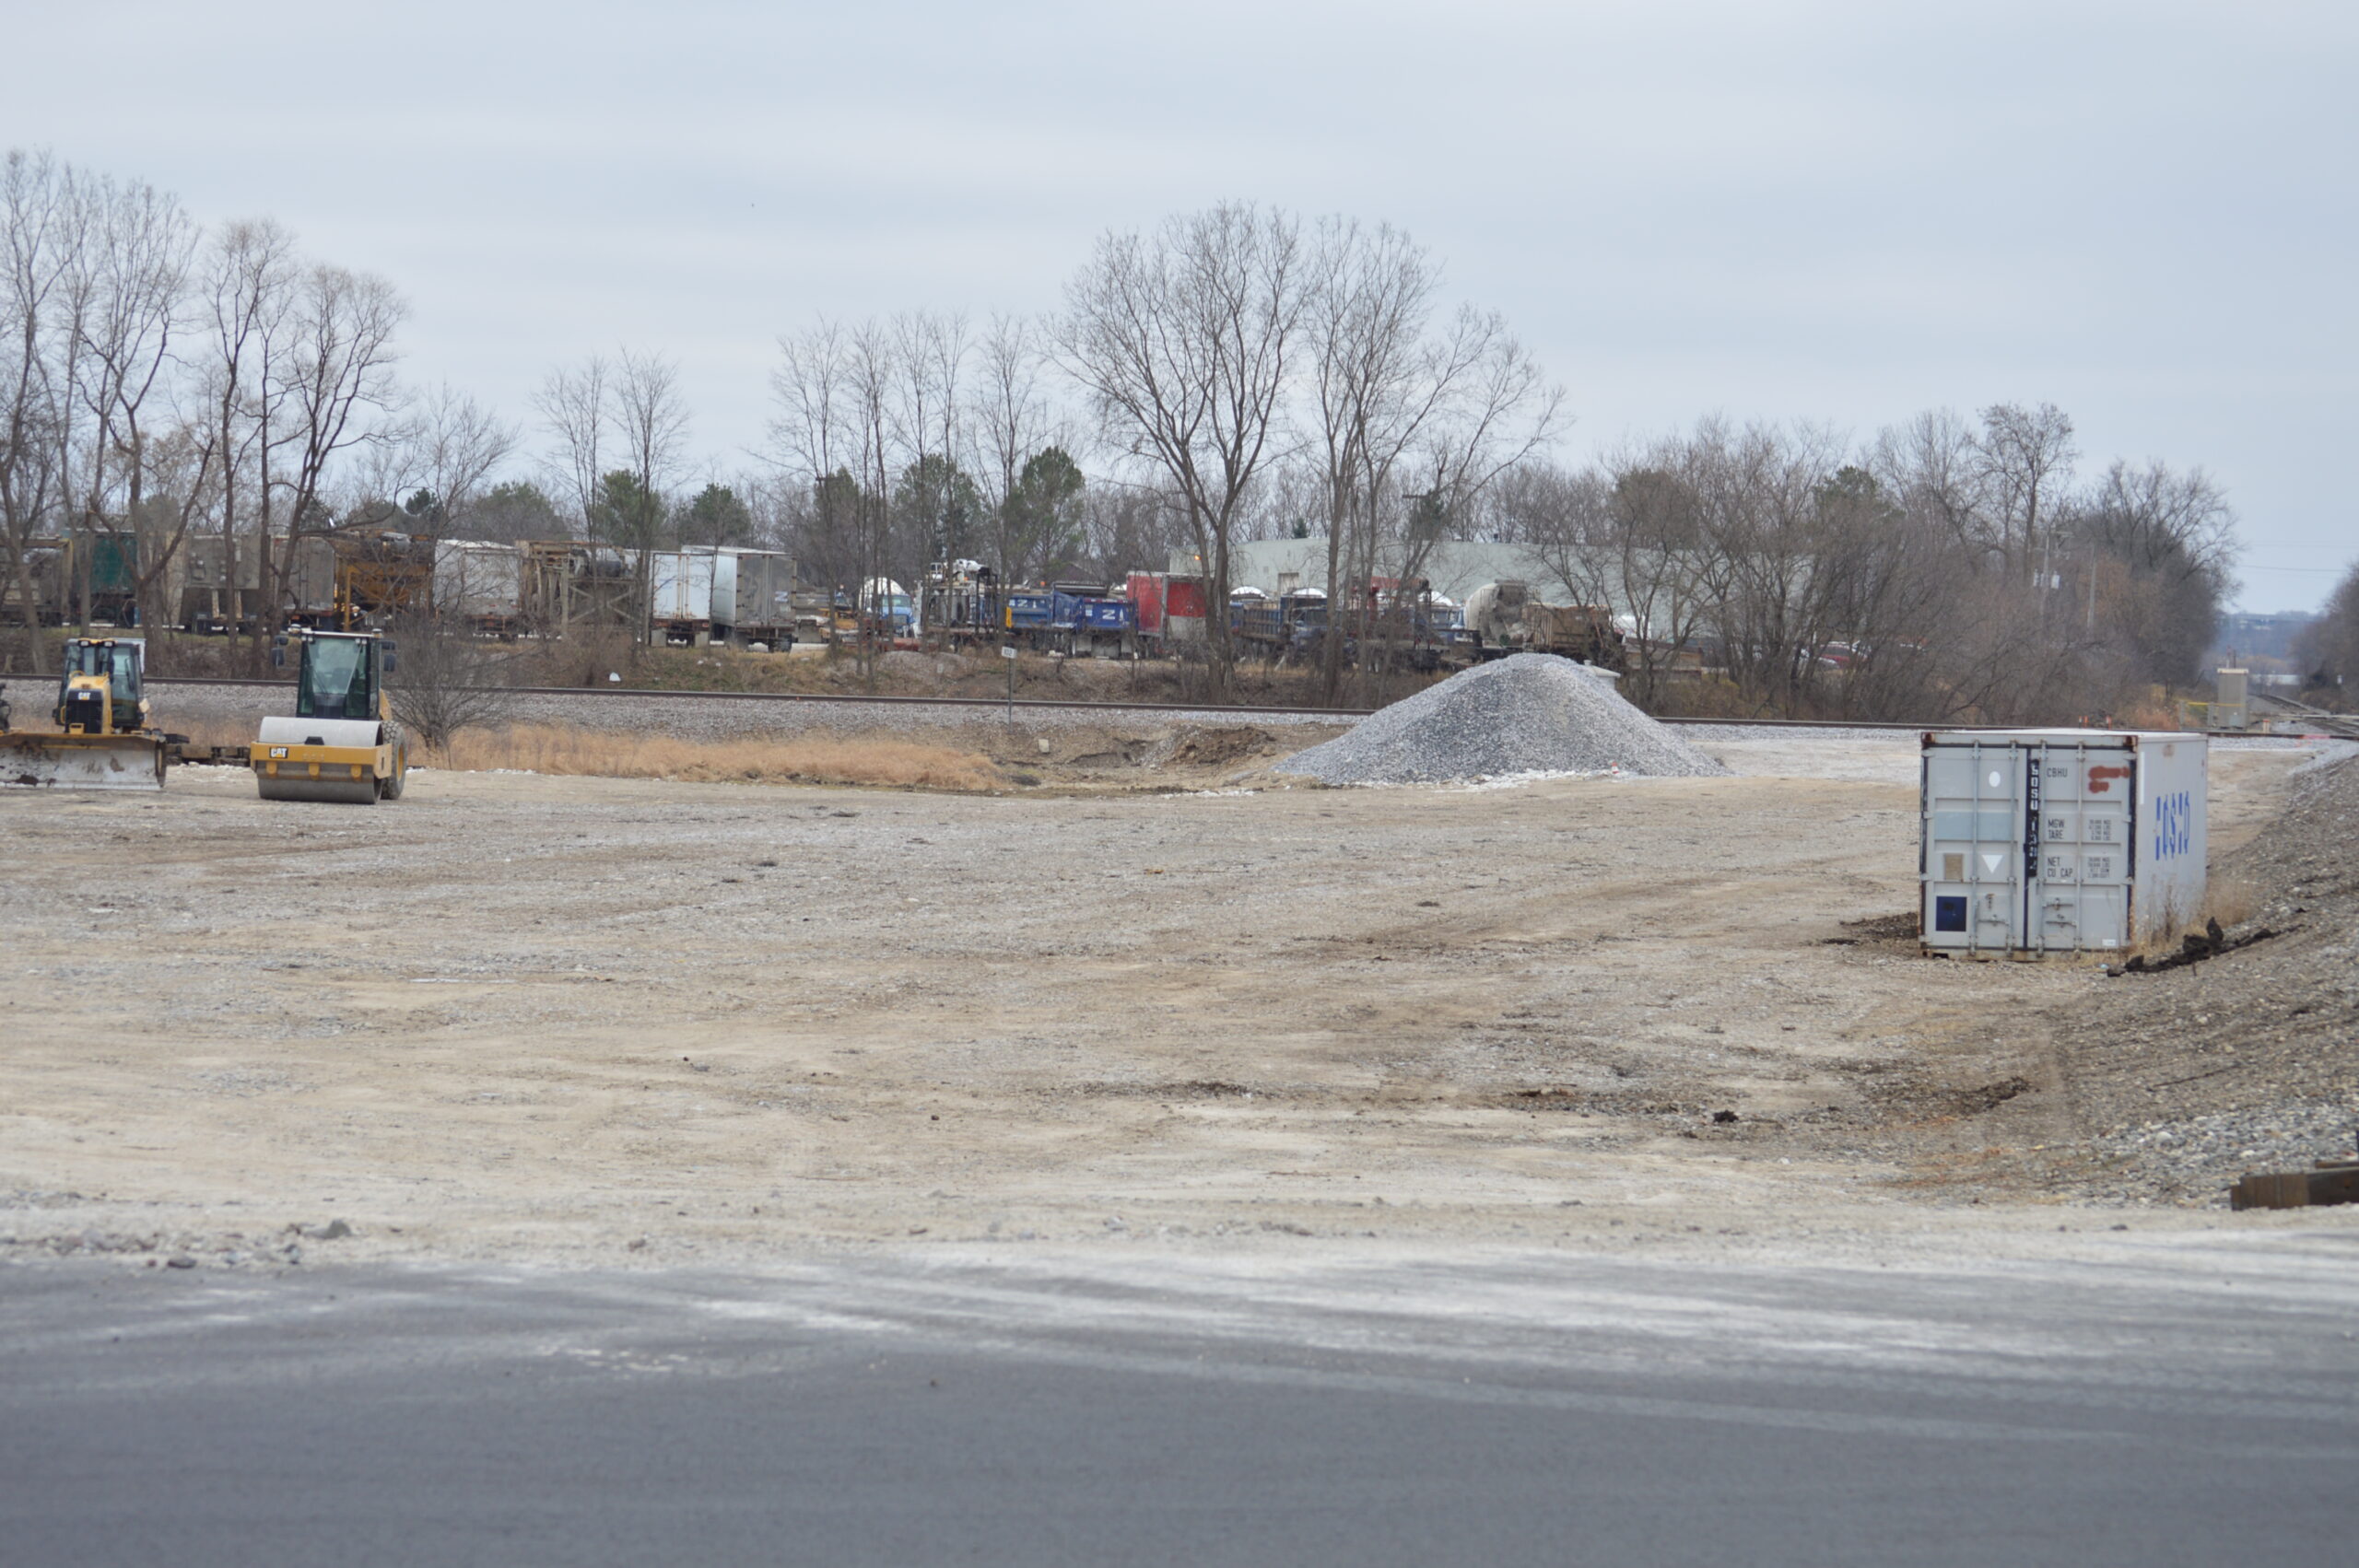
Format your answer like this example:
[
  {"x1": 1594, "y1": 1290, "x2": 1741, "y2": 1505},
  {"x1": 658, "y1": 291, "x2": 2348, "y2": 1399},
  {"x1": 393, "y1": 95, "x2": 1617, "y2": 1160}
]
[{"x1": 0, "y1": 732, "x2": 167, "y2": 791}]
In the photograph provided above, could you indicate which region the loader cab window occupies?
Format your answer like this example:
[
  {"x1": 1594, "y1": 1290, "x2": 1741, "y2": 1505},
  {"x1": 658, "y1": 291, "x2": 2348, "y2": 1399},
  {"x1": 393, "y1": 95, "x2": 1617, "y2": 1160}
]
[
  {"x1": 63, "y1": 642, "x2": 140, "y2": 707},
  {"x1": 296, "y1": 638, "x2": 374, "y2": 720}
]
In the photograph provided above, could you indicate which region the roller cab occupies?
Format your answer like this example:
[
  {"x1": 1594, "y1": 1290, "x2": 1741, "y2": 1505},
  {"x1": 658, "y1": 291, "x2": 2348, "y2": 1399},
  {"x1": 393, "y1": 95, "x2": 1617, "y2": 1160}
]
[{"x1": 249, "y1": 630, "x2": 409, "y2": 803}]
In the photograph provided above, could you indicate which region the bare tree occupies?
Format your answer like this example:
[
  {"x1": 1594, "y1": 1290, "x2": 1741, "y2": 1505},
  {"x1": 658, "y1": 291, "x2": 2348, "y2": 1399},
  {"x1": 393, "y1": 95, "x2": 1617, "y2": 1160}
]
[
  {"x1": 196, "y1": 218, "x2": 296, "y2": 654},
  {"x1": 251, "y1": 263, "x2": 405, "y2": 661},
  {"x1": 769, "y1": 318, "x2": 896, "y2": 669},
  {"x1": 1301, "y1": 218, "x2": 1441, "y2": 702},
  {"x1": 1974, "y1": 400, "x2": 2077, "y2": 579},
  {"x1": 66, "y1": 170, "x2": 201, "y2": 637},
  {"x1": 0, "y1": 149, "x2": 73, "y2": 669},
  {"x1": 381, "y1": 382, "x2": 519, "y2": 533},
  {"x1": 767, "y1": 318, "x2": 858, "y2": 591},
  {"x1": 1682, "y1": 419, "x2": 1839, "y2": 711},
  {"x1": 891, "y1": 309, "x2": 972, "y2": 572},
  {"x1": 2068, "y1": 458, "x2": 2238, "y2": 688},
  {"x1": 1056, "y1": 202, "x2": 1308, "y2": 696},
  {"x1": 1077, "y1": 478, "x2": 1182, "y2": 585},
  {"x1": 611, "y1": 347, "x2": 688, "y2": 510},
  {"x1": 2292, "y1": 562, "x2": 2359, "y2": 708},
  {"x1": 535, "y1": 347, "x2": 683, "y2": 649},
  {"x1": 1600, "y1": 436, "x2": 1735, "y2": 707},
  {"x1": 534, "y1": 353, "x2": 607, "y2": 533},
  {"x1": 383, "y1": 608, "x2": 518, "y2": 752},
  {"x1": 1385, "y1": 317, "x2": 1561, "y2": 663},
  {"x1": 844, "y1": 322, "x2": 898, "y2": 675},
  {"x1": 769, "y1": 320, "x2": 846, "y2": 480},
  {"x1": 972, "y1": 313, "x2": 1055, "y2": 578},
  {"x1": 607, "y1": 347, "x2": 689, "y2": 645},
  {"x1": 1867, "y1": 408, "x2": 1983, "y2": 564}
]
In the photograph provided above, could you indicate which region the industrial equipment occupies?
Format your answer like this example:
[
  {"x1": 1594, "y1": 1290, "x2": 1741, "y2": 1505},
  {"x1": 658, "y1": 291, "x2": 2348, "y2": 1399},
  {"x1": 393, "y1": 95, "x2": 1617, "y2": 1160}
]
[
  {"x1": 248, "y1": 629, "x2": 409, "y2": 803},
  {"x1": 0, "y1": 638, "x2": 170, "y2": 791},
  {"x1": 1463, "y1": 580, "x2": 1624, "y2": 667}
]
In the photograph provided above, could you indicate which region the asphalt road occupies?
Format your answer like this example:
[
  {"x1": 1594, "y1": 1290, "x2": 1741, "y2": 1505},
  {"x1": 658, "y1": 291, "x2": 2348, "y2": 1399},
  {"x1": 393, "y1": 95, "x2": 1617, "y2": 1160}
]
[{"x1": 3, "y1": 1236, "x2": 2354, "y2": 1566}]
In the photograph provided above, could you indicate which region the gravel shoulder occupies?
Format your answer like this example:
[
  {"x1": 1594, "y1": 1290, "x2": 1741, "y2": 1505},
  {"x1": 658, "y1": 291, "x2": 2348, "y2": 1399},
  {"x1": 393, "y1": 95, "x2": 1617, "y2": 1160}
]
[
  {"x1": 2035, "y1": 743, "x2": 2359, "y2": 1202},
  {"x1": 2, "y1": 732, "x2": 2350, "y2": 1274}
]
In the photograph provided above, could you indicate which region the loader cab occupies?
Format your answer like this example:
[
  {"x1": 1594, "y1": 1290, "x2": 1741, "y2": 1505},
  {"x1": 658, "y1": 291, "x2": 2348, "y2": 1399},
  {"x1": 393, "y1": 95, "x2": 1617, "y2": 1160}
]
[
  {"x1": 278, "y1": 631, "x2": 394, "y2": 722},
  {"x1": 54, "y1": 638, "x2": 147, "y2": 734}
]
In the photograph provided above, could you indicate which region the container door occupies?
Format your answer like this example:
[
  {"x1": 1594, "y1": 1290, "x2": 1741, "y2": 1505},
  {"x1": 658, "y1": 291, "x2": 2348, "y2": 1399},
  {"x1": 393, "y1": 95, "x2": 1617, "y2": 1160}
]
[
  {"x1": 2133, "y1": 740, "x2": 2207, "y2": 944},
  {"x1": 2028, "y1": 743, "x2": 2132, "y2": 954},
  {"x1": 710, "y1": 553, "x2": 737, "y2": 626},
  {"x1": 1922, "y1": 744, "x2": 2023, "y2": 953}
]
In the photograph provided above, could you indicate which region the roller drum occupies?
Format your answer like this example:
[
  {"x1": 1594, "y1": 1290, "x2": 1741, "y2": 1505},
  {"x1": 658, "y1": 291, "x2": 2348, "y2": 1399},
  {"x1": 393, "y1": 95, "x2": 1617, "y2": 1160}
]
[
  {"x1": 256, "y1": 716, "x2": 382, "y2": 747},
  {"x1": 254, "y1": 774, "x2": 380, "y2": 804}
]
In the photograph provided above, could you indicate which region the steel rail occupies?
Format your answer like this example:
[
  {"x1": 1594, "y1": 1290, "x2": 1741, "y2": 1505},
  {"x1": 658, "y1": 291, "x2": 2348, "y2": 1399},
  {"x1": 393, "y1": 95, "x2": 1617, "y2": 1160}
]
[
  {"x1": 125, "y1": 674, "x2": 2322, "y2": 737},
  {"x1": 136, "y1": 675, "x2": 1379, "y2": 720}
]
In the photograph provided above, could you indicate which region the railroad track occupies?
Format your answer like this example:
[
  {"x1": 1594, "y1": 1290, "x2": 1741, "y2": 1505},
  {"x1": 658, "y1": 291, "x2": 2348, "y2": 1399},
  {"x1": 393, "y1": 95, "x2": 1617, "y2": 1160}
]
[
  {"x1": 139, "y1": 676, "x2": 1377, "y2": 721},
  {"x1": 2251, "y1": 691, "x2": 2359, "y2": 740},
  {"x1": 131, "y1": 674, "x2": 2324, "y2": 735}
]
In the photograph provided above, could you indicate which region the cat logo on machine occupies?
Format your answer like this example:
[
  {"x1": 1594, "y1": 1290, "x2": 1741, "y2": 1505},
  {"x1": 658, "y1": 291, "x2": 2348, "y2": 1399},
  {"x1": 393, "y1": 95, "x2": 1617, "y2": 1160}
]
[{"x1": 267, "y1": 745, "x2": 288, "y2": 758}]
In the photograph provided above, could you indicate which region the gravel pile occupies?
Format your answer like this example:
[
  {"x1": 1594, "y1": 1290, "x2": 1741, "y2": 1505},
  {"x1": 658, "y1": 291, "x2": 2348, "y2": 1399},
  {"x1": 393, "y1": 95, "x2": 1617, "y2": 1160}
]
[
  {"x1": 1273, "y1": 654, "x2": 1729, "y2": 785},
  {"x1": 2046, "y1": 744, "x2": 2359, "y2": 1206}
]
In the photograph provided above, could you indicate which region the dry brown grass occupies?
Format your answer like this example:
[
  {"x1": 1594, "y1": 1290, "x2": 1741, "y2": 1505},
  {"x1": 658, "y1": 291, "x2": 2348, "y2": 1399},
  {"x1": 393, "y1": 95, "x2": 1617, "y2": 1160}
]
[
  {"x1": 2118, "y1": 871, "x2": 2263, "y2": 961},
  {"x1": 175, "y1": 719, "x2": 252, "y2": 752},
  {"x1": 431, "y1": 721, "x2": 1004, "y2": 792},
  {"x1": 2202, "y1": 871, "x2": 2260, "y2": 930}
]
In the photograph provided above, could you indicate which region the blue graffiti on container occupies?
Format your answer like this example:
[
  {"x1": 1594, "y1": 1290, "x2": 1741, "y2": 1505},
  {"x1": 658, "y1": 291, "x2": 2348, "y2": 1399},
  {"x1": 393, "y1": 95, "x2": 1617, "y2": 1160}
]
[{"x1": 2152, "y1": 790, "x2": 2193, "y2": 860}]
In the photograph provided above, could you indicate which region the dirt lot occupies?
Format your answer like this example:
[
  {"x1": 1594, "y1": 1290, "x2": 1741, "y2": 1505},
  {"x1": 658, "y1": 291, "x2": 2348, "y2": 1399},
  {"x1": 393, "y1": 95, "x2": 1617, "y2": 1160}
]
[{"x1": 1, "y1": 732, "x2": 2351, "y2": 1270}]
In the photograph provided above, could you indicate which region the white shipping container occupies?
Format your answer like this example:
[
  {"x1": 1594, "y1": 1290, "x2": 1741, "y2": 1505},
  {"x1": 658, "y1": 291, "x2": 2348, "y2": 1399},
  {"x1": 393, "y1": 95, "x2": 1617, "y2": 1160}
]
[
  {"x1": 649, "y1": 551, "x2": 715, "y2": 626},
  {"x1": 432, "y1": 540, "x2": 522, "y2": 619},
  {"x1": 1920, "y1": 730, "x2": 2208, "y2": 957}
]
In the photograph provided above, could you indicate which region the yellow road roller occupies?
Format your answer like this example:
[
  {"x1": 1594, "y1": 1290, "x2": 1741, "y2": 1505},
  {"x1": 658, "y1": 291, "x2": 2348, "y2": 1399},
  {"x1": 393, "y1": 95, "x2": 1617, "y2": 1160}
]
[{"x1": 248, "y1": 629, "x2": 409, "y2": 803}]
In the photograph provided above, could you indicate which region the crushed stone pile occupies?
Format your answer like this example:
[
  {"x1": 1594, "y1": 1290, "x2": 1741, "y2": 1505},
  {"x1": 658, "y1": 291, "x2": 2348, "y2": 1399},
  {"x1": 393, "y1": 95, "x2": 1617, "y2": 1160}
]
[{"x1": 1274, "y1": 654, "x2": 1731, "y2": 784}]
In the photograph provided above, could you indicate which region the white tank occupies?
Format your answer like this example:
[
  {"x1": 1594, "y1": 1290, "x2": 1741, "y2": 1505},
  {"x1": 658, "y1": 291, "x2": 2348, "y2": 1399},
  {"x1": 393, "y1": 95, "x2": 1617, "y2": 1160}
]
[{"x1": 1463, "y1": 580, "x2": 1530, "y2": 646}]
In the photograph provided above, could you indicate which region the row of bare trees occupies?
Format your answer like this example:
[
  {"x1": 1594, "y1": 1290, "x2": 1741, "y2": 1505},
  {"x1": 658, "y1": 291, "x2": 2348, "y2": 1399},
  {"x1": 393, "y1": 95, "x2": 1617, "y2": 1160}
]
[
  {"x1": 1493, "y1": 406, "x2": 2240, "y2": 722},
  {"x1": 763, "y1": 204, "x2": 1560, "y2": 697},
  {"x1": 0, "y1": 147, "x2": 536, "y2": 673},
  {"x1": 2293, "y1": 566, "x2": 2359, "y2": 709},
  {"x1": 765, "y1": 313, "x2": 1084, "y2": 613},
  {"x1": 7, "y1": 148, "x2": 2258, "y2": 717}
]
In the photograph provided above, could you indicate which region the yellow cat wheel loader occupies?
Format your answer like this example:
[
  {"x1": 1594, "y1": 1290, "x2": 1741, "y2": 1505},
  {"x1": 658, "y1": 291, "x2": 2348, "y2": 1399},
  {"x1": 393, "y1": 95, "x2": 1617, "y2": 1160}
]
[
  {"x1": 248, "y1": 629, "x2": 409, "y2": 804},
  {"x1": 0, "y1": 638, "x2": 171, "y2": 791}
]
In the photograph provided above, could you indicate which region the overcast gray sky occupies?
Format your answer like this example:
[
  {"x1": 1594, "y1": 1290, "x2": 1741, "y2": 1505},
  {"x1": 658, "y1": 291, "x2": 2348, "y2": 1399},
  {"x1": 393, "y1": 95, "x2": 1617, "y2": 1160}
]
[{"x1": 10, "y1": 0, "x2": 2353, "y2": 610}]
